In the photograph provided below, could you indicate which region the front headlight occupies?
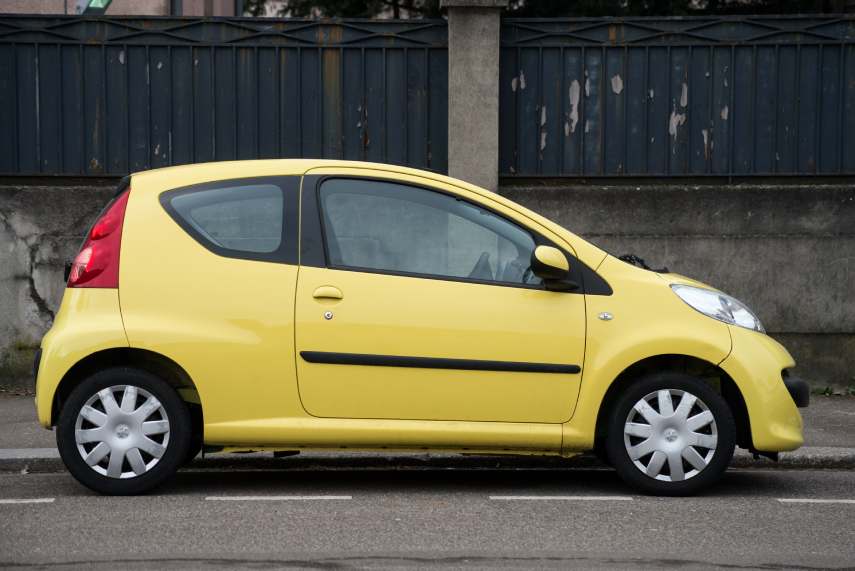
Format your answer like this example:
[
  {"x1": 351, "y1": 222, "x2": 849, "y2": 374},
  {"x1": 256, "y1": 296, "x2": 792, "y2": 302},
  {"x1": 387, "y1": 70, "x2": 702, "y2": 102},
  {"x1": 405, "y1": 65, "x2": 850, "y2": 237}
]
[{"x1": 671, "y1": 284, "x2": 765, "y2": 333}]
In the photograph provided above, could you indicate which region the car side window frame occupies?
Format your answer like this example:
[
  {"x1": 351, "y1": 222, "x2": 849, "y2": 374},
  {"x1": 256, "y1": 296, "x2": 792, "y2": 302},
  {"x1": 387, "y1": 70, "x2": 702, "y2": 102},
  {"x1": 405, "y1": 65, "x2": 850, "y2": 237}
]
[
  {"x1": 159, "y1": 175, "x2": 300, "y2": 265},
  {"x1": 301, "y1": 174, "x2": 611, "y2": 295}
]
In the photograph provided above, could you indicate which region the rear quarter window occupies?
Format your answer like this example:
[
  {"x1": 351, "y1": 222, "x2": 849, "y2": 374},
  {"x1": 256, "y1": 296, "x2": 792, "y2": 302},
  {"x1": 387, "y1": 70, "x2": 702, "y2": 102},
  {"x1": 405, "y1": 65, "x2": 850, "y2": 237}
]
[{"x1": 160, "y1": 177, "x2": 299, "y2": 264}]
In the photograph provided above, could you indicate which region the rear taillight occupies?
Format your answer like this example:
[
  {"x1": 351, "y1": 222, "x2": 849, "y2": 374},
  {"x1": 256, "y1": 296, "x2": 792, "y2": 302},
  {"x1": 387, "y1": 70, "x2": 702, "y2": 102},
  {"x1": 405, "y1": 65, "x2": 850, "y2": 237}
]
[{"x1": 67, "y1": 190, "x2": 130, "y2": 288}]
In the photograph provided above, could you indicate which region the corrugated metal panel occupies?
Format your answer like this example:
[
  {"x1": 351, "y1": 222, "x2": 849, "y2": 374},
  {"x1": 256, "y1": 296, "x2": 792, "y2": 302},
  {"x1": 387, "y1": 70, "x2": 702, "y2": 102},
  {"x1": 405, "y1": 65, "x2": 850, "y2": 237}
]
[
  {"x1": 0, "y1": 16, "x2": 448, "y2": 176},
  {"x1": 500, "y1": 16, "x2": 855, "y2": 177}
]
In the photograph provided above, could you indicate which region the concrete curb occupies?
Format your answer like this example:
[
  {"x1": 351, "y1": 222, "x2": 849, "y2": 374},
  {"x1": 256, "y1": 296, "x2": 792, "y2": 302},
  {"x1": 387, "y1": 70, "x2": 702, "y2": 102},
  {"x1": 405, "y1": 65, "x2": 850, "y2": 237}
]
[
  {"x1": 2, "y1": 447, "x2": 854, "y2": 474},
  {"x1": 731, "y1": 447, "x2": 855, "y2": 470}
]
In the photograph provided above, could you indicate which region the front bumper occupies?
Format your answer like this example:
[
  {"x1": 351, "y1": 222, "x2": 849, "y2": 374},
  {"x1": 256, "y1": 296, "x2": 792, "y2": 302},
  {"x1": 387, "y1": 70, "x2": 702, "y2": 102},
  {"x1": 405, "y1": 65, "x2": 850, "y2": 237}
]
[{"x1": 719, "y1": 326, "x2": 805, "y2": 453}]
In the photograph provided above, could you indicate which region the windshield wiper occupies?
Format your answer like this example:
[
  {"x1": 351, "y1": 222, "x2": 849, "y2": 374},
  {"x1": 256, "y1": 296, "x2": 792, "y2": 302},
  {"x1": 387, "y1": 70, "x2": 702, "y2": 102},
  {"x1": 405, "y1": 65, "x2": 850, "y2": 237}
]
[{"x1": 618, "y1": 254, "x2": 669, "y2": 274}]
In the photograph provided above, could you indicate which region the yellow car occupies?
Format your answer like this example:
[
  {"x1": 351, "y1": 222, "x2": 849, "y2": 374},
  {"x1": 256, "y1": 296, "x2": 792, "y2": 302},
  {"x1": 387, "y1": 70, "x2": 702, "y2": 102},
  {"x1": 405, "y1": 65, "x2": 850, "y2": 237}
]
[{"x1": 34, "y1": 159, "x2": 808, "y2": 496}]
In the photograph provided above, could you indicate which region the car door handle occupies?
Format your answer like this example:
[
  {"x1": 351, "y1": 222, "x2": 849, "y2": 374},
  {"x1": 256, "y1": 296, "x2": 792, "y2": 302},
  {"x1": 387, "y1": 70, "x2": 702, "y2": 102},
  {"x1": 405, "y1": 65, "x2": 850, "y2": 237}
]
[{"x1": 312, "y1": 286, "x2": 343, "y2": 300}]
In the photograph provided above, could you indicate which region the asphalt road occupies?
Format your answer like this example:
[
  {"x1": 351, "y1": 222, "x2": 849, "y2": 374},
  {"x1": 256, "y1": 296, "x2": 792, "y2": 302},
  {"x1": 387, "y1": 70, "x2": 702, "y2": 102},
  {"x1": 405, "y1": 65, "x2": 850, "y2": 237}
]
[{"x1": 1, "y1": 466, "x2": 853, "y2": 570}]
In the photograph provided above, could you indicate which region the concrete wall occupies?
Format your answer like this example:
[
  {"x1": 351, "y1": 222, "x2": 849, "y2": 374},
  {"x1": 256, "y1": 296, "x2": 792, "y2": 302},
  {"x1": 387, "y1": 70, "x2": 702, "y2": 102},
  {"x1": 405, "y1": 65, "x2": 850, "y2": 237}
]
[
  {"x1": 0, "y1": 181, "x2": 851, "y2": 392},
  {"x1": 0, "y1": 184, "x2": 114, "y2": 389}
]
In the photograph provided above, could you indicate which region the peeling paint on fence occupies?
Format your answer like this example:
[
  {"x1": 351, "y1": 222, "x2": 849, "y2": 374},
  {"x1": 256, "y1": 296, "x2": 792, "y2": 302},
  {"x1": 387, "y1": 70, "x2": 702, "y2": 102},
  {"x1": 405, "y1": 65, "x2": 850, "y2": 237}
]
[
  {"x1": 702, "y1": 129, "x2": 711, "y2": 160},
  {"x1": 669, "y1": 109, "x2": 686, "y2": 139},
  {"x1": 568, "y1": 79, "x2": 580, "y2": 134},
  {"x1": 611, "y1": 74, "x2": 623, "y2": 95},
  {"x1": 512, "y1": 70, "x2": 526, "y2": 92},
  {"x1": 539, "y1": 105, "x2": 547, "y2": 151}
]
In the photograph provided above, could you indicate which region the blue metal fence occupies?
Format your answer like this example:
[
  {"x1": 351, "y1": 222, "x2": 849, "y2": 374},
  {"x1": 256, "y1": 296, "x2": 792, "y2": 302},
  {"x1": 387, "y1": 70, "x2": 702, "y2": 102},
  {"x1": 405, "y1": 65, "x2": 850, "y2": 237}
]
[
  {"x1": 4, "y1": 15, "x2": 855, "y2": 179},
  {"x1": 499, "y1": 16, "x2": 855, "y2": 177},
  {"x1": 0, "y1": 16, "x2": 448, "y2": 176}
]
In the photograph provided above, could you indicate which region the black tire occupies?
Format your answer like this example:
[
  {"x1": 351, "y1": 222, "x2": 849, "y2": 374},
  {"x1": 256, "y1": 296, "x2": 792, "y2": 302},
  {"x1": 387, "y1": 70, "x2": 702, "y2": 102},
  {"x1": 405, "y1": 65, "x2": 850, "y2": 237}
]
[
  {"x1": 592, "y1": 438, "x2": 612, "y2": 467},
  {"x1": 183, "y1": 435, "x2": 203, "y2": 465},
  {"x1": 605, "y1": 373, "x2": 736, "y2": 496},
  {"x1": 182, "y1": 405, "x2": 203, "y2": 465},
  {"x1": 56, "y1": 367, "x2": 191, "y2": 495}
]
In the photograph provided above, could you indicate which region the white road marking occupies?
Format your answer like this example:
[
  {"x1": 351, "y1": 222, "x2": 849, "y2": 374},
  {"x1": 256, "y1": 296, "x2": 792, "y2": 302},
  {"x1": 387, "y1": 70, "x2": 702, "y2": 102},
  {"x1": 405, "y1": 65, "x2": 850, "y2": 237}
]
[
  {"x1": 205, "y1": 495, "x2": 352, "y2": 501},
  {"x1": 0, "y1": 498, "x2": 55, "y2": 504},
  {"x1": 489, "y1": 495, "x2": 633, "y2": 501},
  {"x1": 778, "y1": 498, "x2": 855, "y2": 505}
]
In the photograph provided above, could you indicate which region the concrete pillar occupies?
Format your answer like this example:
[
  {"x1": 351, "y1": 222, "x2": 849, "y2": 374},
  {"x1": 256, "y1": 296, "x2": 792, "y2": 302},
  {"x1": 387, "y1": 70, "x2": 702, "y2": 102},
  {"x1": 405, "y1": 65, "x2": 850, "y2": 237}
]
[{"x1": 441, "y1": 0, "x2": 508, "y2": 192}]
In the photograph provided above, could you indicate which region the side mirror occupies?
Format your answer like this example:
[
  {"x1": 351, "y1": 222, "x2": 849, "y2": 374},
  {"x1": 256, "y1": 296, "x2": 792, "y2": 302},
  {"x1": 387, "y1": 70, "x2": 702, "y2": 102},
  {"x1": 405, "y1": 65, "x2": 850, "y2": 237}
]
[{"x1": 531, "y1": 245, "x2": 578, "y2": 291}]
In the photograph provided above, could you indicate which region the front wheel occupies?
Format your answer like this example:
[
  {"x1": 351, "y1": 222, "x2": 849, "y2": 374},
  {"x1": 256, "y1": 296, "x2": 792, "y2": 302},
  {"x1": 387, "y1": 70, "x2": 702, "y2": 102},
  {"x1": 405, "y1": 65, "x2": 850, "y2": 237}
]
[
  {"x1": 605, "y1": 373, "x2": 736, "y2": 496},
  {"x1": 56, "y1": 368, "x2": 191, "y2": 495}
]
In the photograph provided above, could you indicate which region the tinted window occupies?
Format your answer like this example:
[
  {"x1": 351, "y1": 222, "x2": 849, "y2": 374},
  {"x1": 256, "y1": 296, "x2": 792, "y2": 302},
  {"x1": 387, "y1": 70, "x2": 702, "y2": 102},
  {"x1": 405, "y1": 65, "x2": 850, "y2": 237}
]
[
  {"x1": 319, "y1": 179, "x2": 540, "y2": 286},
  {"x1": 169, "y1": 184, "x2": 283, "y2": 253}
]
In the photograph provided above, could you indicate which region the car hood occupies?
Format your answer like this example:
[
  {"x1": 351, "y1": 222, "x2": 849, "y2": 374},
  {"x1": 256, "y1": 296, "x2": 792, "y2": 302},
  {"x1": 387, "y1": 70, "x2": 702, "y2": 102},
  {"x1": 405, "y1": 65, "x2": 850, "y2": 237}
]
[{"x1": 656, "y1": 271, "x2": 724, "y2": 294}]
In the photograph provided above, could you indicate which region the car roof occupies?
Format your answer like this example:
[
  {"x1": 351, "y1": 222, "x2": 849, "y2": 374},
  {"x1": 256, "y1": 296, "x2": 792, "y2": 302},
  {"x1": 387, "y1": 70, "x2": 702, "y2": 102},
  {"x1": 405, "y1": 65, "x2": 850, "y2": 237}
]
[{"x1": 130, "y1": 159, "x2": 477, "y2": 194}]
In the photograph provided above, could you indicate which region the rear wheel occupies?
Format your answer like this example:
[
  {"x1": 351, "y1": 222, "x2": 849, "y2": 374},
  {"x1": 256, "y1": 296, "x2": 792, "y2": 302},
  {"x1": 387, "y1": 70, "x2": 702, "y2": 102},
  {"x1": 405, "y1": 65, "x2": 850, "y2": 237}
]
[
  {"x1": 605, "y1": 373, "x2": 735, "y2": 496},
  {"x1": 56, "y1": 368, "x2": 191, "y2": 495}
]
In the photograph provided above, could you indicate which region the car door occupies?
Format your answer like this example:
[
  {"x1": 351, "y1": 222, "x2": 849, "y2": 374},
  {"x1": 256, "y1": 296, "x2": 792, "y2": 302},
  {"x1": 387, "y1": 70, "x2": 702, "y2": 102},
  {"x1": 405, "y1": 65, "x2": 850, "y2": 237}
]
[{"x1": 294, "y1": 171, "x2": 587, "y2": 424}]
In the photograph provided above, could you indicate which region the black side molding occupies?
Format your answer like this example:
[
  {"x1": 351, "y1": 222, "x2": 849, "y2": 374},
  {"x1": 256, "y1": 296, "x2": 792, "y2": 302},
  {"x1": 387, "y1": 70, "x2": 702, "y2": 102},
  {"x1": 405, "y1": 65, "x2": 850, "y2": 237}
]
[{"x1": 300, "y1": 351, "x2": 581, "y2": 374}]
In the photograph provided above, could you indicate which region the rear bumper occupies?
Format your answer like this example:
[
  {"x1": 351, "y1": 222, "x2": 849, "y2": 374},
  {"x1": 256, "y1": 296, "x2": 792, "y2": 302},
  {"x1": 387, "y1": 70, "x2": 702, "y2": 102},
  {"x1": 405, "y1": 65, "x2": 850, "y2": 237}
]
[{"x1": 35, "y1": 288, "x2": 129, "y2": 427}]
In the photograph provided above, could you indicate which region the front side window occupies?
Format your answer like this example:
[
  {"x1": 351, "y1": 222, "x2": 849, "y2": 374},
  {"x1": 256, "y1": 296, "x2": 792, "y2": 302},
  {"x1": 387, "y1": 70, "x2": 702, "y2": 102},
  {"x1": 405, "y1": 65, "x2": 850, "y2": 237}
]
[
  {"x1": 167, "y1": 183, "x2": 284, "y2": 255},
  {"x1": 319, "y1": 178, "x2": 541, "y2": 286}
]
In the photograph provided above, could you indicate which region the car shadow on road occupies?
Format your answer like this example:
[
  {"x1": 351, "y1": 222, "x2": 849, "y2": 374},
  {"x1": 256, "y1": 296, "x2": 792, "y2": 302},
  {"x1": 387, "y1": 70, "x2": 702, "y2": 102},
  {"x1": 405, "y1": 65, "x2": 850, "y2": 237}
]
[{"x1": 140, "y1": 454, "x2": 820, "y2": 499}]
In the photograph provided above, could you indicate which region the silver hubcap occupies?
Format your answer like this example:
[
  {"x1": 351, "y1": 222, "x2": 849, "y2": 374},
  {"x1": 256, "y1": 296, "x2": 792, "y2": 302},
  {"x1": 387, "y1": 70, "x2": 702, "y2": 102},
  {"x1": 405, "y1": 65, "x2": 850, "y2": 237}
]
[
  {"x1": 74, "y1": 385, "x2": 170, "y2": 479},
  {"x1": 623, "y1": 389, "x2": 718, "y2": 482}
]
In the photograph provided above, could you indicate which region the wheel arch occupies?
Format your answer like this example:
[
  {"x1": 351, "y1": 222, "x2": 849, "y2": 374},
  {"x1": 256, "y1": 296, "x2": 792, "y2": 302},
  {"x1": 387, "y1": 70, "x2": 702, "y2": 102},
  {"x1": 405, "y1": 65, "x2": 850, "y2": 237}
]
[
  {"x1": 51, "y1": 348, "x2": 203, "y2": 435},
  {"x1": 593, "y1": 354, "x2": 752, "y2": 453}
]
